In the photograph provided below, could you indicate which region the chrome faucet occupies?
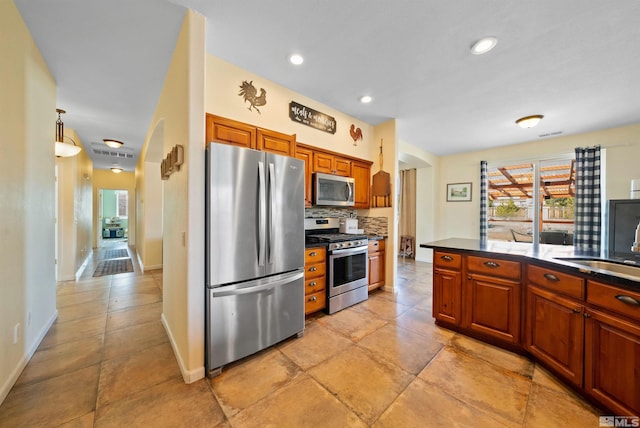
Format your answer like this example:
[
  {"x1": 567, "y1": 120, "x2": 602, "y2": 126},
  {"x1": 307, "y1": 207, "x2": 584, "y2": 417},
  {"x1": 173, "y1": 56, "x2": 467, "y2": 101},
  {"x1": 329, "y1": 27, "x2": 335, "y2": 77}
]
[{"x1": 632, "y1": 221, "x2": 640, "y2": 252}]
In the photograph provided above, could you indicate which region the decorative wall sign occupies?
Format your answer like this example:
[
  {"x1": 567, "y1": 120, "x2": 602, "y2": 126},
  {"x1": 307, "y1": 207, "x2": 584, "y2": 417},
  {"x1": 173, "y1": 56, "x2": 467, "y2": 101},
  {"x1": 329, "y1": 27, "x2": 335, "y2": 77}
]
[
  {"x1": 349, "y1": 124, "x2": 363, "y2": 146},
  {"x1": 160, "y1": 145, "x2": 184, "y2": 180},
  {"x1": 289, "y1": 101, "x2": 336, "y2": 134},
  {"x1": 238, "y1": 80, "x2": 267, "y2": 114}
]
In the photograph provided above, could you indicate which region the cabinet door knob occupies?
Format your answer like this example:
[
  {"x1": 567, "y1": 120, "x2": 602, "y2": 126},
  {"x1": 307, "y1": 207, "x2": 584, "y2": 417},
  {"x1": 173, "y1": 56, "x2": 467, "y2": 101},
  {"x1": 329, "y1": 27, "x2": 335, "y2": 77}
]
[
  {"x1": 309, "y1": 251, "x2": 317, "y2": 257},
  {"x1": 544, "y1": 273, "x2": 560, "y2": 282},
  {"x1": 309, "y1": 296, "x2": 317, "y2": 302},
  {"x1": 572, "y1": 308, "x2": 581, "y2": 314},
  {"x1": 615, "y1": 295, "x2": 640, "y2": 306},
  {"x1": 309, "y1": 281, "x2": 317, "y2": 287},
  {"x1": 483, "y1": 261, "x2": 500, "y2": 268}
]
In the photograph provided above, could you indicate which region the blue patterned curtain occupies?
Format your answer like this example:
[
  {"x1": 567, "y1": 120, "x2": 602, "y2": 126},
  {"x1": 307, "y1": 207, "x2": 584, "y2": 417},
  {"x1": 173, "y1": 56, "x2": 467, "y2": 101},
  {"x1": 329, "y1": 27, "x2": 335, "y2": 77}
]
[
  {"x1": 480, "y1": 161, "x2": 488, "y2": 241},
  {"x1": 574, "y1": 146, "x2": 601, "y2": 254}
]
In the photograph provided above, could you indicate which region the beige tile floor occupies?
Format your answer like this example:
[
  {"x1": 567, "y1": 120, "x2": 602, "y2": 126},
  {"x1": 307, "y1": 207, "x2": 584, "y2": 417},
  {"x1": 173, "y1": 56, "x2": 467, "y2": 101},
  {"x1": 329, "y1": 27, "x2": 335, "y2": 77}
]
[{"x1": 0, "y1": 244, "x2": 604, "y2": 427}]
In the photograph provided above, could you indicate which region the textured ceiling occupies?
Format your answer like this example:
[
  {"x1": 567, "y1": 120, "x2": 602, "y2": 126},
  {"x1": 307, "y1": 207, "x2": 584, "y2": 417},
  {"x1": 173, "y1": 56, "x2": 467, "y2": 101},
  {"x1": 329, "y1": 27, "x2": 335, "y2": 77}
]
[{"x1": 15, "y1": 0, "x2": 640, "y2": 171}]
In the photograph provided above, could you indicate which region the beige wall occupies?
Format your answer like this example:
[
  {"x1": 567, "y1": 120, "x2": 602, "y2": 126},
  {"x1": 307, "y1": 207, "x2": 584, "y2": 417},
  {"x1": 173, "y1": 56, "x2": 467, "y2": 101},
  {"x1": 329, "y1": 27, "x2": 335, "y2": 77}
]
[
  {"x1": 141, "y1": 10, "x2": 205, "y2": 382},
  {"x1": 56, "y1": 128, "x2": 93, "y2": 281},
  {"x1": 0, "y1": 0, "x2": 57, "y2": 404},
  {"x1": 92, "y1": 170, "x2": 136, "y2": 249},
  {"x1": 431, "y1": 123, "x2": 640, "y2": 243}
]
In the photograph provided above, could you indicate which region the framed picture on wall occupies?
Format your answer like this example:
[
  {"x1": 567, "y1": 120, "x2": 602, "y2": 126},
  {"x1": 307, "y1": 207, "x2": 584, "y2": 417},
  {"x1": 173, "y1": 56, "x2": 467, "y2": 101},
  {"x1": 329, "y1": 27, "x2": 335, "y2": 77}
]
[{"x1": 447, "y1": 182, "x2": 472, "y2": 202}]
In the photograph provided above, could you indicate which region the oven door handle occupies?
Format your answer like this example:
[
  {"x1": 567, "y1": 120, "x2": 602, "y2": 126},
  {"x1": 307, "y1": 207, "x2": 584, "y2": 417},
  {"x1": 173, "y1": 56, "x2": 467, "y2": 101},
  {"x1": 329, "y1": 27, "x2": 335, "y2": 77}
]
[{"x1": 330, "y1": 246, "x2": 368, "y2": 256}]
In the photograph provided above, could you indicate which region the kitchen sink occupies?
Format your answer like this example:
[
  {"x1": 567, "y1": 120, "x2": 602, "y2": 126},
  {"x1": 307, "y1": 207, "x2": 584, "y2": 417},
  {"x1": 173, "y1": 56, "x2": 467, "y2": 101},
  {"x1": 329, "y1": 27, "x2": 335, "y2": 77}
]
[{"x1": 555, "y1": 258, "x2": 640, "y2": 280}]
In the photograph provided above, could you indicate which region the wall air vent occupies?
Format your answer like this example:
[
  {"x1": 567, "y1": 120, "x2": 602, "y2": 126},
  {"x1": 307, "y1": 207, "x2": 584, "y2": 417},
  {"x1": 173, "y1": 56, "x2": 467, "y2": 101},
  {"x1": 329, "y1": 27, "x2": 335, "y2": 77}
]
[
  {"x1": 538, "y1": 131, "x2": 563, "y2": 138},
  {"x1": 90, "y1": 142, "x2": 134, "y2": 159}
]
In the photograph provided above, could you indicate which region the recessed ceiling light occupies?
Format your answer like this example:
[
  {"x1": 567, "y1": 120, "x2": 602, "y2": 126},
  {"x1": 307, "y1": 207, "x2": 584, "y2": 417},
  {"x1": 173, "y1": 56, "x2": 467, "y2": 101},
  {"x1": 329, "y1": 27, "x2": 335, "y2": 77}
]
[
  {"x1": 516, "y1": 115, "x2": 544, "y2": 128},
  {"x1": 289, "y1": 54, "x2": 304, "y2": 65},
  {"x1": 360, "y1": 95, "x2": 373, "y2": 104},
  {"x1": 103, "y1": 139, "x2": 124, "y2": 149},
  {"x1": 470, "y1": 36, "x2": 497, "y2": 55}
]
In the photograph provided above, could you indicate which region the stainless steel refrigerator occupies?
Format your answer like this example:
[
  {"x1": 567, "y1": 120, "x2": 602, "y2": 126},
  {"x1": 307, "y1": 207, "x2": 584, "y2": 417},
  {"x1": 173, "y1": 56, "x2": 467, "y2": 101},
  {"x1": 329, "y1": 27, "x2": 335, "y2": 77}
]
[{"x1": 205, "y1": 142, "x2": 305, "y2": 376}]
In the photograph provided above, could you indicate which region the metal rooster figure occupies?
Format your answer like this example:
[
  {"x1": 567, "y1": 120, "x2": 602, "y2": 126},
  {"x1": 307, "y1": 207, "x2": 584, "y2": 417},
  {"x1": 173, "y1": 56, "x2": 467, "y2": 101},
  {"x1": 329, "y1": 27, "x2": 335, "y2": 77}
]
[
  {"x1": 238, "y1": 80, "x2": 267, "y2": 114},
  {"x1": 349, "y1": 124, "x2": 363, "y2": 146}
]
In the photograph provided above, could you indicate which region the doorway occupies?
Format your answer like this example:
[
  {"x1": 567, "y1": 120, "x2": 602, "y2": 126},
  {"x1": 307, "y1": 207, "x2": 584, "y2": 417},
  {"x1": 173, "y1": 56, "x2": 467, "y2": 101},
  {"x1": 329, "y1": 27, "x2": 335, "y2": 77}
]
[{"x1": 99, "y1": 188, "x2": 129, "y2": 248}]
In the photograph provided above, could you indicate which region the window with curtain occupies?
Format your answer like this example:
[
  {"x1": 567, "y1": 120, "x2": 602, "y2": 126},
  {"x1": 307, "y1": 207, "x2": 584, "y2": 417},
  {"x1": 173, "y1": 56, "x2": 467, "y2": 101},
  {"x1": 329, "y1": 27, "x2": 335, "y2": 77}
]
[{"x1": 480, "y1": 154, "x2": 577, "y2": 246}]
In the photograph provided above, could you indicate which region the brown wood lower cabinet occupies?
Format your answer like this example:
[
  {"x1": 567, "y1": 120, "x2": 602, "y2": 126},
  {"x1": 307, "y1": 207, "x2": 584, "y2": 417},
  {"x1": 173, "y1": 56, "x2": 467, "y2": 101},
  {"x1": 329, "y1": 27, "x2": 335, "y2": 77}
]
[
  {"x1": 367, "y1": 239, "x2": 385, "y2": 291},
  {"x1": 526, "y1": 284, "x2": 585, "y2": 386},
  {"x1": 584, "y1": 307, "x2": 640, "y2": 415},
  {"x1": 304, "y1": 247, "x2": 326, "y2": 315},
  {"x1": 429, "y1": 247, "x2": 640, "y2": 415}
]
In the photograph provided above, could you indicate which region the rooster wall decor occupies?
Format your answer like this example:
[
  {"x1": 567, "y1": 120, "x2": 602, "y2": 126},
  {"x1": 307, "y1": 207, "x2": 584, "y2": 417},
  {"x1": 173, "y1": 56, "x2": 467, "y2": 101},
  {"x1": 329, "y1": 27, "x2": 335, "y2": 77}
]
[
  {"x1": 349, "y1": 124, "x2": 363, "y2": 146},
  {"x1": 238, "y1": 80, "x2": 267, "y2": 114}
]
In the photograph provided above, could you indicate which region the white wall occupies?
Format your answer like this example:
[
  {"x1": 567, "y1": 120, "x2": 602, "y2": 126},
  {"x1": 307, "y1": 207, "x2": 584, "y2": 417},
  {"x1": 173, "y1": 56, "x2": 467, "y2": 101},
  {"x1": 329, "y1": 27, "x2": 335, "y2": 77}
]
[{"x1": 0, "y1": 0, "x2": 57, "y2": 404}]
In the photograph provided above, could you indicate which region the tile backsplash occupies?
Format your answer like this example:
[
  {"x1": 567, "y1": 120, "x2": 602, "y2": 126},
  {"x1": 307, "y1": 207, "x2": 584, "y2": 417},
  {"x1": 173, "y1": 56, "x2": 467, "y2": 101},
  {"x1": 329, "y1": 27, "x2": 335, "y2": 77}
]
[
  {"x1": 304, "y1": 207, "x2": 388, "y2": 237},
  {"x1": 358, "y1": 216, "x2": 388, "y2": 237}
]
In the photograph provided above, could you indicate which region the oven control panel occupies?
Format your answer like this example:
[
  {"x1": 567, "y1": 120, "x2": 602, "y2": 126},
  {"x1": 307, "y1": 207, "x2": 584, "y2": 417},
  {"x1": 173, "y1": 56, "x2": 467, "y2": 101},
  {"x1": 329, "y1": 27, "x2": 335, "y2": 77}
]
[{"x1": 328, "y1": 240, "x2": 368, "y2": 251}]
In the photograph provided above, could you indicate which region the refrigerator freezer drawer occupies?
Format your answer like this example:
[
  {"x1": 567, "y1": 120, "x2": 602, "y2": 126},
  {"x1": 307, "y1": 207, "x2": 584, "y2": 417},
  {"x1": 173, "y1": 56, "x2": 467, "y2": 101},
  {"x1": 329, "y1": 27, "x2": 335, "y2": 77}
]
[{"x1": 206, "y1": 270, "x2": 304, "y2": 374}]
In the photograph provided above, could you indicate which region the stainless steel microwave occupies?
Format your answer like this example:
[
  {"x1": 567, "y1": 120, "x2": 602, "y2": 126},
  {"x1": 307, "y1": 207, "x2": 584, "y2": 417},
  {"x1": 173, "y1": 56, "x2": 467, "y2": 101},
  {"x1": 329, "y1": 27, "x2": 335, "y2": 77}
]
[{"x1": 313, "y1": 172, "x2": 355, "y2": 206}]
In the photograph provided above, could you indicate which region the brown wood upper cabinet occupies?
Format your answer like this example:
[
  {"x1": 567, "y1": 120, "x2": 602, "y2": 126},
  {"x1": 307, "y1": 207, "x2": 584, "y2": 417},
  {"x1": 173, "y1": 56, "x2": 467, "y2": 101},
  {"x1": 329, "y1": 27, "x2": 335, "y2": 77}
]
[
  {"x1": 294, "y1": 145, "x2": 314, "y2": 207},
  {"x1": 313, "y1": 151, "x2": 351, "y2": 176},
  {"x1": 206, "y1": 114, "x2": 295, "y2": 157}
]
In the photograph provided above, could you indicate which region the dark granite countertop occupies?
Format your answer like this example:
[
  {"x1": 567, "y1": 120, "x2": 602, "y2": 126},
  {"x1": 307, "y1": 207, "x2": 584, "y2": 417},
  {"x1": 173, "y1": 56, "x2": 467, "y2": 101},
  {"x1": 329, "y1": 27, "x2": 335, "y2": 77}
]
[
  {"x1": 305, "y1": 242, "x2": 329, "y2": 249},
  {"x1": 421, "y1": 238, "x2": 640, "y2": 289},
  {"x1": 367, "y1": 235, "x2": 386, "y2": 241}
]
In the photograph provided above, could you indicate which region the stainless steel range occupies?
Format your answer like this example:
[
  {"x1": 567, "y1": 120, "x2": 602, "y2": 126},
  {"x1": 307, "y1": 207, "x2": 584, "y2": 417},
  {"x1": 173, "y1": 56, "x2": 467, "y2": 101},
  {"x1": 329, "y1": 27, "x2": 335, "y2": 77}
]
[{"x1": 305, "y1": 218, "x2": 368, "y2": 314}]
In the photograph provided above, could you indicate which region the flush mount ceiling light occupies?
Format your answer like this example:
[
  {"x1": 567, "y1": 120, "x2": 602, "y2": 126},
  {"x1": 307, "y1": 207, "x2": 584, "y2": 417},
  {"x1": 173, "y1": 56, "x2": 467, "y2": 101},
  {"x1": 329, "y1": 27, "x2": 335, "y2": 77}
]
[
  {"x1": 289, "y1": 54, "x2": 304, "y2": 65},
  {"x1": 103, "y1": 139, "x2": 124, "y2": 149},
  {"x1": 470, "y1": 36, "x2": 498, "y2": 55},
  {"x1": 54, "y1": 109, "x2": 82, "y2": 157},
  {"x1": 360, "y1": 95, "x2": 373, "y2": 104},
  {"x1": 110, "y1": 167, "x2": 123, "y2": 174},
  {"x1": 516, "y1": 115, "x2": 544, "y2": 128}
]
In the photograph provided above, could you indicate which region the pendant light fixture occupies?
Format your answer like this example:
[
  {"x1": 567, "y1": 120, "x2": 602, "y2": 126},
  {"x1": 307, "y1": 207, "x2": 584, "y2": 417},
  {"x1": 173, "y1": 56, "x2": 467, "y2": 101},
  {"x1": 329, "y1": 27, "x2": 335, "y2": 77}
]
[
  {"x1": 515, "y1": 115, "x2": 544, "y2": 128},
  {"x1": 54, "y1": 109, "x2": 82, "y2": 157}
]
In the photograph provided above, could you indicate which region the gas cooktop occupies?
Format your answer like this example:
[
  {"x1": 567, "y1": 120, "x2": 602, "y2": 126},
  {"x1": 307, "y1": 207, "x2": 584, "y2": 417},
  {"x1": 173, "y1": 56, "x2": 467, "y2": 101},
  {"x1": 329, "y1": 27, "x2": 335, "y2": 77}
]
[{"x1": 306, "y1": 233, "x2": 368, "y2": 243}]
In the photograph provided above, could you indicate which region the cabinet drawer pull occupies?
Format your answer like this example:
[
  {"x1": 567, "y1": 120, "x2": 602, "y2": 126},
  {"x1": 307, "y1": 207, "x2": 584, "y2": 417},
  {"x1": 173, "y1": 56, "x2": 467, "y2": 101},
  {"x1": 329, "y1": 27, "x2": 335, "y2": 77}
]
[
  {"x1": 308, "y1": 296, "x2": 317, "y2": 302},
  {"x1": 571, "y1": 308, "x2": 581, "y2": 314},
  {"x1": 309, "y1": 281, "x2": 317, "y2": 287},
  {"x1": 440, "y1": 255, "x2": 453, "y2": 262},
  {"x1": 483, "y1": 261, "x2": 500, "y2": 268},
  {"x1": 309, "y1": 251, "x2": 317, "y2": 257},
  {"x1": 309, "y1": 267, "x2": 317, "y2": 272},
  {"x1": 615, "y1": 295, "x2": 640, "y2": 306},
  {"x1": 543, "y1": 273, "x2": 560, "y2": 282}
]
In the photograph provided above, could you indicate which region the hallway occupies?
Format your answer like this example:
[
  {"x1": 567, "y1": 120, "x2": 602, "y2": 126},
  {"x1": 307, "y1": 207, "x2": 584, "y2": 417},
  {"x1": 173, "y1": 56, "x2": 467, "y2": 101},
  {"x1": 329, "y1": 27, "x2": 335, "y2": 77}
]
[{"x1": 0, "y1": 251, "x2": 602, "y2": 427}]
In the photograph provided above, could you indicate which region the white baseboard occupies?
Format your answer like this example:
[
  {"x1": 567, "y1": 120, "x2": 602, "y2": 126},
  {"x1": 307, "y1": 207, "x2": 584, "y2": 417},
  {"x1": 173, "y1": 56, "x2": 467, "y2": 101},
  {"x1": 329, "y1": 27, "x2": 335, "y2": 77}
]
[
  {"x1": 161, "y1": 313, "x2": 204, "y2": 384},
  {"x1": 0, "y1": 310, "x2": 58, "y2": 405},
  {"x1": 75, "y1": 248, "x2": 94, "y2": 280},
  {"x1": 136, "y1": 251, "x2": 162, "y2": 274}
]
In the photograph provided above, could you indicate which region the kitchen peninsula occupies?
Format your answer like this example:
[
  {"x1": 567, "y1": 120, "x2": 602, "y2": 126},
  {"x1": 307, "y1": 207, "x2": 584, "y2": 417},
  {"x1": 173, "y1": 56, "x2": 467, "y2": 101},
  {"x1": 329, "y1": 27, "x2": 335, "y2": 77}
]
[{"x1": 420, "y1": 238, "x2": 640, "y2": 416}]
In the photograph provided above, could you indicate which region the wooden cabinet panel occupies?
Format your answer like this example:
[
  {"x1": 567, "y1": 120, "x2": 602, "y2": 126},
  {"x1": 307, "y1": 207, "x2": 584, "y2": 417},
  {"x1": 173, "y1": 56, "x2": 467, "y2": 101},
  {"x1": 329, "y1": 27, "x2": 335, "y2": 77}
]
[
  {"x1": 206, "y1": 114, "x2": 256, "y2": 148},
  {"x1": 368, "y1": 239, "x2": 384, "y2": 253},
  {"x1": 295, "y1": 145, "x2": 313, "y2": 207},
  {"x1": 256, "y1": 128, "x2": 295, "y2": 157},
  {"x1": 587, "y1": 280, "x2": 640, "y2": 322},
  {"x1": 304, "y1": 246, "x2": 326, "y2": 315},
  {"x1": 467, "y1": 256, "x2": 521, "y2": 280},
  {"x1": 433, "y1": 268, "x2": 462, "y2": 326},
  {"x1": 352, "y1": 161, "x2": 371, "y2": 209},
  {"x1": 465, "y1": 273, "x2": 520, "y2": 343},
  {"x1": 368, "y1": 239, "x2": 385, "y2": 291},
  {"x1": 526, "y1": 285, "x2": 584, "y2": 386},
  {"x1": 434, "y1": 251, "x2": 462, "y2": 269},
  {"x1": 313, "y1": 152, "x2": 351, "y2": 176},
  {"x1": 585, "y1": 308, "x2": 640, "y2": 415},
  {"x1": 527, "y1": 264, "x2": 585, "y2": 300}
]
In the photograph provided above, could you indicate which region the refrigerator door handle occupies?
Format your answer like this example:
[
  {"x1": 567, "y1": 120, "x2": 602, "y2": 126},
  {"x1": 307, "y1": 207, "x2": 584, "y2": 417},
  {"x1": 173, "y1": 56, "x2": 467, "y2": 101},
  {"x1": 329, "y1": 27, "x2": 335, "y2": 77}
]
[
  {"x1": 258, "y1": 161, "x2": 267, "y2": 267},
  {"x1": 268, "y1": 162, "x2": 276, "y2": 265},
  {"x1": 210, "y1": 271, "x2": 304, "y2": 297}
]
